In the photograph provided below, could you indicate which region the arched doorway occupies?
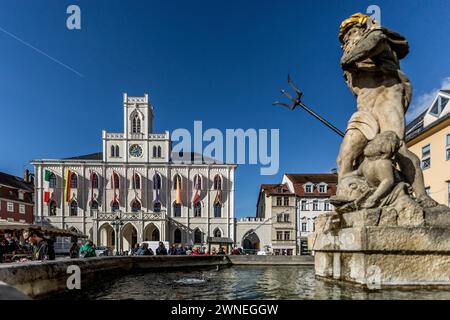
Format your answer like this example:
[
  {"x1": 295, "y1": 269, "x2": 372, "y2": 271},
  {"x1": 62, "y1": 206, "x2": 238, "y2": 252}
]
[
  {"x1": 144, "y1": 224, "x2": 160, "y2": 241},
  {"x1": 122, "y1": 223, "x2": 138, "y2": 252},
  {"x1": 99, "y1": 223, "x2": 115, "y2": 249},
  {"x1": 242, "y1": 231, "x2": 260, "y2": 251}
]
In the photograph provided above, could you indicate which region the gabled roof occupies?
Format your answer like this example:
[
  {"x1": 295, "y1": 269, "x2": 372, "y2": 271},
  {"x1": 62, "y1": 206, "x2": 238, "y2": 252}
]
[
  {"x1": 259, "y1": 183, "x2": 293, "y2": 196},
  {"x1": 284, "y1": 173, "x2": 338, "y2": 184},
  {"x1": 0, "y1": 172, "x2": 34, "y2": 192}
]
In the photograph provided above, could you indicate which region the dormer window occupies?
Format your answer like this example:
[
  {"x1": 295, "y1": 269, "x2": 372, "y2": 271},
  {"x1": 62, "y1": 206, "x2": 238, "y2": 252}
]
[
  {"x1": 318, "y1": 183, "x2": 327, "y2": 193},
  {"x1": 304, "y1": 183, "x2": 313, "y2": 193},
  {"x1": 429, "y1": 95, "x2": 449, "y2": 117}
]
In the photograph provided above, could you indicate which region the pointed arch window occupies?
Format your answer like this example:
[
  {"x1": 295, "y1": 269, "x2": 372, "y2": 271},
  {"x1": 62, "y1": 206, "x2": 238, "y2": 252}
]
[
  {"x1": 49, "y1": 200, "x2": 57, "y2": 216},
  {"x1": 70, "y1": 200, "x2": 78, "y2": 216},
  {"x1": 213, "y1": 228, "x2": 222, "y2": 238},
  {"x1": 132, "y1": 115, "x2": 141, "y2": 133},
  {"x1": 214, "y1": 202, "x2": 222, "y2": 218},
  {"x1": 193, "y1": 174, "x2": 202, "y2": 190},
  {"x1": 111, "y1": 200, "x2": 120, "y2": 213},
  {"x1": 153, "y1": 173, "x2": 161, "y2": 190},
  {"x1": 173, "y1": 174, "x2": 182, "y2": 190},
  {"x1": 71, "y1": 173, "x2": 78, "y2": 189},
  {"x1": 152, "y1": 146, "x2": 157, "y2": 158},
  {"x1": 153, "y1": 201, "x2": 161, "y2": 213},
  {"x1": 49, "y1": 172, "x2": 57, "y2": 188},
  {"x1": 173, "y1": 202, "x2": 181, "y2": 217},
  {"x1": 174, "y1": 228, "x2": 182, "y2": 243},
  {"x1": 92, "y1": 173, "x2": 99, "y2": 189},
  {"x1": 111, "y1": 145, "x2": 115, "y2": 157},
  {"x1": 157, "y1": 146, "x2": 162, "y2": 158},
  {"x1": 115, "y1": 145, "x2": 120, "y2": 158},
  {"x1": 213, "y1": 175, "x2": 222, "y2": 190},
  {"x1": 194, "y1": 202, "x2": 202, "y2": 217},
  {"x1": 131, "y1": 199, "x2": 141, "y2": 212},
  {"x1": 90, "y1": 200, "x2": 99, "y2": 216},
  {"x1": 194, "y1": 229, "x2": 202, "y2": 244}
]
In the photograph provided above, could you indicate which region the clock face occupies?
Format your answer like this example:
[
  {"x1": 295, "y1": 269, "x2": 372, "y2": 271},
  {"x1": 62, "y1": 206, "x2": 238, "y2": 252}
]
[{"x1": 129, "y1": 144, "x2": 143, "y2": 157}]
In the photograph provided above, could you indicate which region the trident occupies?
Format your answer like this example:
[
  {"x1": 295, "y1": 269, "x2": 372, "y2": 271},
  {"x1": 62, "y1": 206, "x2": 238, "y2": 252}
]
[{"x1": 273, "y1": 74, "x2": 345, "y2": 137}]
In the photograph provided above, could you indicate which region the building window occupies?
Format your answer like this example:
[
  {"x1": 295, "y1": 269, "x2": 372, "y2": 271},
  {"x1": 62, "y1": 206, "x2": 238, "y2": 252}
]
[
  {"x1": 305, "y1": 184, "x2": 312, "y2": 193},
  {"x1": 213, "y1": 175, "x2": 222, "y2": 190},
  {"x1": 214, "y1": 203, "x2": 222, "y2": 218},
  {"x1": 152, "y1": 146, "x2": 162, "y2": 158},
  {"x1": 173, "y1": 202, "x2": 181, "y2": 217},
  {"x1": 284, "y1": 214, "x2": 290, "y2": 222},
  {"x1": 425, "y1": 187, "x2": 431, "y2": 196},
  {"x1": 90, "y1": 200, "x2": 98, "y2": 216},
  {"x1": 283, "y1": 197, "x2": 289, "y2": 206},
  {"x1": 193, "y1": 174, "x2": 202, "y2": 190},
  {"x1": 153, "y1": 173, "x2": 161, "y2": 190},
  {"x1": 112, "y1": 201, "x2": 120, "y2": 213},
  {"x1": 92, "y1": 173, "x2": 99, "y2": 189},
  {"x1": 313, "y1": 200, "x2": 319, "y2": 211},
  {"x1": 276, "y1": 231, "x2": 283, "y2": 240},
  {"x1": 131, "y1": 200, "x2": 141, "y2": 212},
  {"x1": 277, "y1": 214, "x2": 282, "y2": 222},
  {"x1": 111, "y1": 145, "x2": 115, "y2": 157},
  {"x1": 174, "y1": 229, "x2": 182, "y2": 243},
  {"x1": 133, "y1": 174, "x2": 141, "y2": 189},
  {"x1": 49, "y1": 200, "x2": 57, "y2": 216},
  {"x1": 71, "y1": 173, "x2": 78, "y2": 189},
  {"x1": 324, "y1": 200, "x2": 330, "y2": 211},
  {"x1": 115, "y1": 145, "x2": 120, "y2": 158},
  {"x1": 7, "y1": 202, "x2": 13, "y2": 212},
  {"x1": 152, "y1": 146, "x2": 157, "y2": 158},
  {"x1": 173, "y1": 174, "x2": 181, "y2": 190},
  {"x1": 49, "y1": 172, "x2": 57, "y2": 188},
  {"x1": 131, "y1": 115, "x2": 141, "y2": 133},
  {"x1": 448, "y1": 182, "x2": 450, "y2": 207},
  {"x1": 302, "y1": 222, "x2": 307, "y2": 232},
  {"x1": 284, "y1": 231, "x2": 290, "y2": 240},
  {"x1": 157, "y1": 146, "x2": 162, "y2": 158},
  {"x1": 301, "y1": 200, "x2": 308, "y2": 211},
  {"x1": 153, "y1": 201, "x2": 161, "y2": 213},
  {"x1": 194, "y1": 229, "x2": 202, "y2": 244},
  {"x1": 421, "y1": 144, "x2": 431, "y2": 170},
  {"x1": 319, "y1": 184, "x2": 326, "y2": 193},
  {"x1": 446, "y1": 134, "x2": 450, "y2": 161},
  {"x1": 70, "y1": 200, "x2": 78, "y2": 216},
  {"x1": 276, "y1": 197, "x2": 282, "y2": 206},
  {"x1": 312, "y1": 220, "x2": 316, "y2": 232},
  {"x1": 214, "y1": 228, "x2": 222, "y2": 238},
  {"x1": 19, "y1": 204, "x2": 25, "y2": 214},
  {"x1": 194, "y1": 202, "x2": 202, "y2": 217}
]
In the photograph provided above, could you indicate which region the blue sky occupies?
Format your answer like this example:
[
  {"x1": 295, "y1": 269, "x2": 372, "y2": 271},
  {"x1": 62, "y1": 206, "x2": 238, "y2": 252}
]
[{"x1": 0, "y1": 0, "x2": 449, "y2": 217}]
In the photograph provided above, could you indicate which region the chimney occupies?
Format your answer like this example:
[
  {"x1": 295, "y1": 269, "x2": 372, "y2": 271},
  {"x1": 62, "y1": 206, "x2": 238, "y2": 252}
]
[{"x1": 23, "y1": 169, "x2": 30, "y2": 183}]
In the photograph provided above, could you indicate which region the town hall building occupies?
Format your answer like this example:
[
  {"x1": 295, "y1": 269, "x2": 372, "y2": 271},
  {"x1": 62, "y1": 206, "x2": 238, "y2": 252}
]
[{"x1": 31, "y1": 93, "x2": 236, "y2": 253}]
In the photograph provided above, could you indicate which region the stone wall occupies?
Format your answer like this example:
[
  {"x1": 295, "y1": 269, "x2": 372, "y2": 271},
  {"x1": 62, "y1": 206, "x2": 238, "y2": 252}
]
[{"x1": 228, "y1": 255, "x2": 314, "y2": 265}]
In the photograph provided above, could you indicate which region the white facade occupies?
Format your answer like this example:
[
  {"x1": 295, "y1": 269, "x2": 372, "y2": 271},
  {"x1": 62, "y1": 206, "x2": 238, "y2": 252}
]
[{"x1": 31, "y1": 93, "x2": 236, "y2": 253}]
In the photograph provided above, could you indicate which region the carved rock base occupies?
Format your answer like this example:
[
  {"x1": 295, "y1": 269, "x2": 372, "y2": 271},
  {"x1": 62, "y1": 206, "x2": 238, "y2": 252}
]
[{"x1": 311, "y1": 209, "x2": 450, "y2": 288}]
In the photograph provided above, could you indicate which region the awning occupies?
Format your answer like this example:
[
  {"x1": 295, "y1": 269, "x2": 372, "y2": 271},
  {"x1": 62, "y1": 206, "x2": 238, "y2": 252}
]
[
  {"x1": 0, "y1": 220, "x2": 87, "y2": 238},
  {"x1": 207, "y1": 237, "x2": 234, "y2": 244}
]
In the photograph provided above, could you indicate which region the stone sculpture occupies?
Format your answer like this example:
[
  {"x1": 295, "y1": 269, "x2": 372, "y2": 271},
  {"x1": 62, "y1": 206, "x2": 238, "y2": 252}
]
[{"x1": 312, "y1": 13, "x2": 450, "y2": 288}]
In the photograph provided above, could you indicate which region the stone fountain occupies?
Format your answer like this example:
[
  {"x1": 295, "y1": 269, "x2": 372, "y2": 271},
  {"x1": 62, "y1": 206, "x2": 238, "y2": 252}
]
[{"x1": 311, "y1": 13, "x2": 450, "y2": 289}]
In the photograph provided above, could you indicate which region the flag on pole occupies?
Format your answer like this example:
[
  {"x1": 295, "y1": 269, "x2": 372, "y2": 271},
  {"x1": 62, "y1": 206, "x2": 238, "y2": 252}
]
[
  {"x1": 175, "y1": 176, "x2": 182, "y2": 205},
  {"x1": 43, "y1": 169, "x2": 51, "y2": 203},
  {"x1": 112, "y1": 171, "x2": 117, "y2": 203},
  {"x1": 192, "y1": 188, "x2": 199, "y2": 205},
  {"x1": 64, "y1": 169, "x2": 72, "y2": 203}
]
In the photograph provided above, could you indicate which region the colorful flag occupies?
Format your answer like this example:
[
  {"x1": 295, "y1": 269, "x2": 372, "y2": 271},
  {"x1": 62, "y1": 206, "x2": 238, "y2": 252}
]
[
  {"x1": 175, "y1": 176, "x2": 182, "y2": 205},
  {"x1": 43, "y1": 169, "x2": 51, "y2": 203},
  {"x1": 64, "y1": 169, "x2": 72, "y2": 202},
  {"x1": 192, "y1": 189, "x2": 199, "y2": 205}
]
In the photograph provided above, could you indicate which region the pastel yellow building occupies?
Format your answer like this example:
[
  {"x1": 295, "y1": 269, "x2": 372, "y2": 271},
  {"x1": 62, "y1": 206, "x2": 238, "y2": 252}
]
[{"x1": 406, "y1": 89, "x2": 450, "y2": 206}]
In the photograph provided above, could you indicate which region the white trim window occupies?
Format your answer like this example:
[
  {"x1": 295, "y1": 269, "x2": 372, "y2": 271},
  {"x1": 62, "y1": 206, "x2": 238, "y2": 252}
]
[
  {"x1": 446, "y1": 134, "x2": 450, "y2": 161},
  {"x1": 7, "y1": 202, "x2": 14, "y2": 212},
  {"x1": 19, "y1": 204, "x2": 25, "y2": 214},
  {"x1": 304, "y1": 183, "x2": 313, "y2": 193},
  {"x1": 318, "y1": 183, "x2": 327, "y2": 193},
  {"x1": 421, "y1": 144, "x2": 431, "y2": 170}
]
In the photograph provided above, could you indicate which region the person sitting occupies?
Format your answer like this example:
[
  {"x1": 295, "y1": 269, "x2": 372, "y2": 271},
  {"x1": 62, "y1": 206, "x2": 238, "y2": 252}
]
[
  {"x1": 27, "y1": 229, "x2": 55, "y2": 261},
  {"x1": 156, "y1": 242, "x2": 167, "y2": 255},
  {"x1": 136, "y1": 243, "x2": 153, "y2": 256},
  {"x1": 217, "y1": 247, "x2": 226, "y2": 255},
  {"x1": 175, "y1": 244, "x2": 186, "y2": 255},
  {"x1": 130, "y1": 243, "x2": 140, "y2": 256},
  {"x1": 168, "y1": 244, "x2": 177, "y2": 255},
  {"x1": 80, "y1": 240, "x2": 96, "y2": 258}
]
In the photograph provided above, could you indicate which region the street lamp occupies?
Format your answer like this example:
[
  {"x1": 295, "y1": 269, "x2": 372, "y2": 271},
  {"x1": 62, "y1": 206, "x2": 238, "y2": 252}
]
[{"x1": 111, "y1": 215, "x2": 124, "y2": 256}]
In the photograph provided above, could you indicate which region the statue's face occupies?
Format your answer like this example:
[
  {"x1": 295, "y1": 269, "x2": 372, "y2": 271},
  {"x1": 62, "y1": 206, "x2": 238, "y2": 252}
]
[{"x1": 342, "y1": 26, "x2": 364, "y2": 51}]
